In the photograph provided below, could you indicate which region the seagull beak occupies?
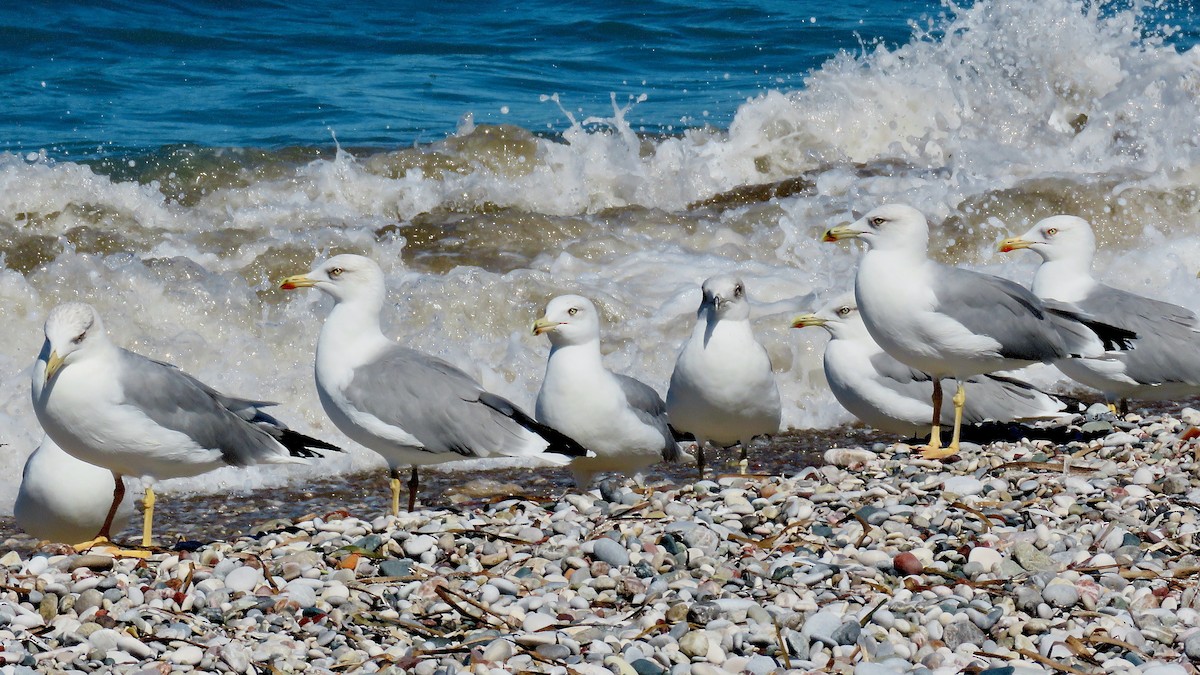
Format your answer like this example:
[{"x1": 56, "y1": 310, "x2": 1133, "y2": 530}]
[
  {"x1": 998, "y1": 237, "x2": 1033, "y2": 253},
  {"x1": 791, "y1": 313, "x2": 826, "y2": 329},
  {"x1": 279, "y1": 274, "x2": 317, "y2": 290},
  {"x1": 822, "y1": 225, "x2": 862, "y2": 242},
  {"x1": 532, "y1": 317, "x2": 560, "y2": 336},
  {"x1": 45, "y1": 350, "x2": 65, "y2": 382}
]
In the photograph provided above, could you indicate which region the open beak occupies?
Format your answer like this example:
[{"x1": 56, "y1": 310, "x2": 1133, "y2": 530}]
[
  {"x1": 822, "y1": 224, "x2": 862, "y2": 242},
  {"x1": 791, "y1": 314, "x2": 826, "y2": 329},
  {"x1": 279, "y1": 274, "x2": 317, "y2": 290},
  {"x1": 45, "y1": 350, "x2": 65, "y2": 382},
  {"x1": 532, "y1": 317, "x2": 560, "y2": 336},
  {"x1": 998, "y1": 237, "x2": 1033, "y2": 253}
]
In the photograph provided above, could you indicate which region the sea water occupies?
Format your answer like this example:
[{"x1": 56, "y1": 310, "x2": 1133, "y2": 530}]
[{"x1": 0, "y1": 0, "x2": 1197, "y2": 509}]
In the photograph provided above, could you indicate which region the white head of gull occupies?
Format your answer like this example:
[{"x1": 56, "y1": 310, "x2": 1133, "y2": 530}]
[
  {"x1": 280, "y1": 254, "x2": 586, "y2": 515},
  {"x1": 792, "y1": 292, "x2": 1069, "y2": 437},
  {"x1": 533, "y1": 294, "x2": 680, "y2": 487},
  {"x1": 823, "y1": 204, "x2": 1128, "y2": 458},
  {"x1": 1001, "y1": 215, "x2": 1200, "y2": 407},
  {"x1": 666, "y1": 274, "x2": 780, "y2": 475}
]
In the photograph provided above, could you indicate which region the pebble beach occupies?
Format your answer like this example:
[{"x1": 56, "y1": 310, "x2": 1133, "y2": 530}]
[{"x1": 1, "y1": 405, "x2": 1199, "y2": 674}]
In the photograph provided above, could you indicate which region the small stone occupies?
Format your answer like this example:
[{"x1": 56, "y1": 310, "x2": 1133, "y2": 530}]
[
  {"x1": 378, "y1": 559, "x2": 412, "y2": 577},
  {"x1": 1042, "y1": 580, "x2": 1080, "y2": 608},
  {"x1": 535, "y1": 643, "x2": 571, "y2": 660},
  {"x1": 687, "y1": 601, "x2": 721, "y2": 625},
  {"x1": 942, "y1": 476, "x2": 985, "y2": 496},
  {"x1": 967, "y1": 546, "x2": 1002, "y2": 572},
  {"x1": 403, "y1": 535, "x2": 437, "y2": 558},
  {"x1": 481, "y1": 638, "x2": 514, "y2": 662},
  {"x1": 942, "y1": 620, "x2": 987, "y2": 650},
  {"x1": 1012, "y1": 542, "x2": 1055, "y2": 573},
  {"x1": 831, "y1": 621, "x2": 860, "y2": 645},
  {"x1": 630, "y1": 658, "x2": 666, "y2": 675},
  {"x1": 75, "y1": 589, "x2": 105, "y2": 615},
  {"x1": 1184, "y1": 631, "x2": 1200, "y2": 660},
  {"x1": 71, "y1": 555, "x2": 114, "y2": 572},
  {"x1": 893, "y1": 552, "x2": 923, "y2": 575},
  {"x1": 224, "y1": 566, "x2": 263, "y2": 594},
  {"x1": 169, "y1": 644, "x2": 204, "y2": 665},
  {"x1": 679, "y1": 630, "x2": 709, "y2": 658},
  {"x1": 591, "y1": 538, "x2": 630, "y2": 567}
]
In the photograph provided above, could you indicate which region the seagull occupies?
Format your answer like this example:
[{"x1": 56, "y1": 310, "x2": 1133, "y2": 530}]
[
  {"x1": 533, "y1": 294, "x2": 681, "y2": 486},
  {"x1": 666, "y1": 274, "x2": 781, "y2": 475},
  {"x1": 792, "y1": 292, "x2": 1070, "y2": 436},
  {"x1": 31, "y1": 302, "x2": 341, "y2": 552},
  {"x1": 1000, "y1": 215, "x2": 1200, "y2": 411},
  {"x1": 280, "y1": 254, "x2": 587, "y2": 514},
  {"x1": 15, "y1": 434, "x2": 137, "y2": 545},
  {"x1": 823, "y1": 204, "x2": 1133, "y2": 458}
]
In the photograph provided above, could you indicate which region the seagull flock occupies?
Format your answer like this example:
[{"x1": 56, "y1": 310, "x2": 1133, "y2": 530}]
[{"x1": 15, "y1": 204, "x2": 1200, "y2": 550}]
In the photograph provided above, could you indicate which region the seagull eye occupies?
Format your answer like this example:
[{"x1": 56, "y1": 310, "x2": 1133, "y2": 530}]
[
  {"x1": 567, "y1": 307, "x2": 579, "y2": 316},
  {"x1": 1046, "y1": 228, "x2": 1058, "y2": 237},
  {"x1": 870, "y1": 217, "x2": 886, "y2": 227},
  {"x1": 837, "y1": 307, "x2": 852, "y2": 316},
  {"x1": 72, "y1": 332, "x2": 86, "y2": 344},
  {"x1": 328, "y1": 267, "x2": 344, "y2": 278},
  {"x1": 734, "y1": 285, "x2": 744, "y2": 298}
]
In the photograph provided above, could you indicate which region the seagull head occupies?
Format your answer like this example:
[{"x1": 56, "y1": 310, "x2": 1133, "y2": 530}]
[
  {"x1": 280, "y1": 254, "x2": 386, "y2": 305},
  {"x1": 999, "y1": 215, "x2": 1096, "y2": 263},
  {"x1": 41, "y1": 302, "x2": 106, "y2": 383},
  {"x1": 791, "y1": 292, "x2": 865, "y2": 340},
  {"x1": 822, "y1": 204, "x2": 930, "y2": 253},
  {"x1": 533, "y1": 295, "x2": 601, "y2": 346},
  {"x1": 698, "y1": 274, "x2": 750, "y2": 322}
]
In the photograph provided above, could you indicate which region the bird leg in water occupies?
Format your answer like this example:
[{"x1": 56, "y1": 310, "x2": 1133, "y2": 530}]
[
  {"x1": 408, "y1": 466, "x2": 419, "y2": 513},
  {"x1": 141, "y1": 485, "x2": 156, "y2": 548},
  {"x1": 924, "y1": 382, "x2": 965, "y2": 460}
]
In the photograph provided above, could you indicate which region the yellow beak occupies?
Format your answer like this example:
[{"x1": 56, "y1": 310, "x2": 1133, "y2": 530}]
[
  {"x1": 45, "y1": 350, "x2": 65, "y2": 382},
  {"x1": 998, "y1": 237, "x2": 1033, "y2": 253},
  {"x1": 822, "y1": 224, "x2": 862, "y2": 242},
  {"x1": 532, "y1": 317, "x2": 560, "y2": 336},
  {"x1": 791, "y1": 313, "x2": 827, "y2": 329},
  {"x1": 279, "y1": 274, "x2": 317, "y2": 290}
]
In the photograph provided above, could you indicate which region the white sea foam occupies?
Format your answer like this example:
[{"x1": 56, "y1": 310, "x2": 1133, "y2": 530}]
[{"x1": 1, "y1": 0, "x2": 1198, "y2": 511}]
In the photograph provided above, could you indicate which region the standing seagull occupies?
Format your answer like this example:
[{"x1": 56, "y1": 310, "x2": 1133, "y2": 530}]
[
  {"x1": 533, "y1": 295, "x2": 681, "y2": 486},
  {"x1": 823, "y1": 204, "x2": 1132, "y2": 458},
  {"x1": 792, "y1": 292, "x2": 1070, "y2": 436},
  {"x1": 16, "y1": 434, "x2": 136, "y2": 545},
  {"x1": 32, "y1": 302, "x2": 340, "y2": 551},
  {"x1": 280, "y1": 254, "x2": 587, "y2": 514},
  {"x1": 667, "y1": 275, "x2": 781, "y2": 475},
  {"x1": 1000, "y1": 215, "x2": 1200, "y2": 410}
]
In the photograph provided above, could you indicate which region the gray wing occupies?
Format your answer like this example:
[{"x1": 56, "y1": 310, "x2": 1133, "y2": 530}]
[
  {"x1": 962, "y1": 374, "x2": 1068, "y2": 423},
  {"x1": 345, "y1": 346, "x2": 545, "y2": 457},
  {"x1": 932, "y1": 266, "x2": 1065, "y2": 361},
  {"x1": 867, "y1": 352, "x2": 931, "y2": 385},
  {"x1": 1071, "y1": 285, "x2": 1200, "y2": 384},
  {"x1": 614, "y1": 374, "x2": 680, "y2": 461},
  {"x1": 116, "y1": 350, "x2": 286, "y2": 466}
]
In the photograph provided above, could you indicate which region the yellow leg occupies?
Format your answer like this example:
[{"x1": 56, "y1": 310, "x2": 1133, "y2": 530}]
[
  {"x1": 924, "y1": 383, "x2": 964, "y2": 460},
  {"x1": 389, "y1": 468, "x2": 402, "y2": 517},
  {"x1": 141, "y1": 485, "x2": 156, "y2": 548}
]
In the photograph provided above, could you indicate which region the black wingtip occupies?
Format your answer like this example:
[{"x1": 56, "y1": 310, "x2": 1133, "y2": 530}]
[
  {"x1": 478, "y1": 392, "x2": 590, "y2": 458},
  {"x1": 277, "y1": 428, "x2": 344, "y2": 458}
]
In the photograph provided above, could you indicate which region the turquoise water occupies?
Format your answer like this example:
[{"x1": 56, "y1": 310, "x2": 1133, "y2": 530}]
[{"x1": 1, "y1": 0, "x2": 1199, "y2": 506}]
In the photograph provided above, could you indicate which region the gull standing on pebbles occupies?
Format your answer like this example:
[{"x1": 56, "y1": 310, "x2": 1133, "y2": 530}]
[
  {"x1": 533, "y1": 295, "x2": 681, "y2": 487},
  {"x1": 792, "y1": 292, "x2": 1070, "y2": 436},
  {"x1": 15, "y1": 434, "x2": 137, "y2": 545},
  {"x1": 823, "y1": 204, "x2": 1133, "y2": 459},
  {"x1": 281, "y1": 255, "x2": 587, "y2": 515},
  {"x1": 1000, "y1": 215, "x2": 1200, "y2": 411},
  {"x1": 31, "y1": 302, "x2": 341, "y2": 552},
  {"x1": 666, "y1": 275, "x2": 781, "y2": 475}
]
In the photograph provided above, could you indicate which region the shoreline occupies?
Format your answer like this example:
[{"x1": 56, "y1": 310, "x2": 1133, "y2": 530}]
[{"x1": 1, "y1": 409, "x2": 1198, "y2": 673}]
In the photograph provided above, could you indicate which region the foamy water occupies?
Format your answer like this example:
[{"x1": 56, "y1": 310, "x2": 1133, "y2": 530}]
[{"x1": 1, "y1": 0, "x2": 1199, "y2": 511}]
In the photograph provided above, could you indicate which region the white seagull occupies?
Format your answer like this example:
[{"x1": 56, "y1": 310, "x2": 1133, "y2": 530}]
[
  {"x1": 823, "y1": 204, "x2": 1132, "y2": 458},
  {"x1": 533, "y1": 294, "x2": 681, "y2": 486},
  {"x1": 666, "y1": 274, "x2": 781, "y2": 475},
  {"x1": 792, "y1": 292, "x2": 1070, "y2": 436},
  {"x1": 1001, "y1": 215, "x2": 1200, "y2": 410},
  {"x1": 280, "y1": 254, "x2": 587, "y2": 515},
  {"x1": 31, "y1": 302, "x2": 340, "y2": 551},
  {"x1": 15, "y1": 434, "x2": 137, "y2": 545}
]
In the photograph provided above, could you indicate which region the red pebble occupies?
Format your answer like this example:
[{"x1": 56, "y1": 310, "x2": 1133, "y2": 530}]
[{"x1": 893, "y1": 552, "x2": 924, "y2": 575}]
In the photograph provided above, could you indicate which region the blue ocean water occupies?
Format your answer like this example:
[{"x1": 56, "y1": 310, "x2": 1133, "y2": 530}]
[{"x1": 5, "y1": 0, "x2": 972, "y2": 155}]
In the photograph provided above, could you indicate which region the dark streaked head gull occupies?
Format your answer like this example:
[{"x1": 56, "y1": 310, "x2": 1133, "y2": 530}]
[
  {"x1": 280, "y1": 254, "x2": 587, "y2": 515},
  {"x1": 823, "y1": 204, "x2": 1132, "y2": 459},
  {"x1": 666, "y1": 274, "x2": 781, "y2": 476},
  {"x1": 533, "y1": 294, "x2": 680, "y2": 487},
  {"x1": 1000, "y1": 215, "x2": 1200, "y2": 409},
  {"x1": 792, "y1": 292, "x2": 1070, "y2": 437},
  {"x1": 31, "y1": 302, "x2": 340, "y2": 552},
  {"x1": 15, "y1": 434, "x2": 136, "y2": 545}
]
